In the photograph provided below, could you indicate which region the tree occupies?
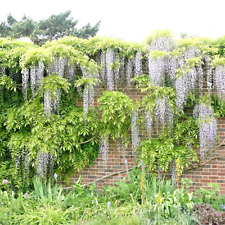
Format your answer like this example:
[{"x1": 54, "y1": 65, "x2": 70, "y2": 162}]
[
  {"x1": 0, "y1": 14, "x2": 36, "y2": 39},
  {"x1": 74, "y1": 22, "x2": 101, "y2": 39},
  {"x1": 0, "y1": 22, "x2": 11, "y2": 37},
  {"x1": 0, "y1": 11, "x2": 100, "y2": 45},
  {"x1": 12, "y1": 16, "x2": 36, "y2": 39}
]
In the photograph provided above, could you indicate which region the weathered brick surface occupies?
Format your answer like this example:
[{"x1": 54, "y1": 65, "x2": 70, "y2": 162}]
[{"x1": 71, "y1": 143, "x2": 137, "y2": 189}]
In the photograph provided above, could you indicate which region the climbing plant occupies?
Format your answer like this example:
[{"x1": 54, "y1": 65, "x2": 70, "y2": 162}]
[{"x1": 1, "y1": 30, "x2": 225, "y2": 187}]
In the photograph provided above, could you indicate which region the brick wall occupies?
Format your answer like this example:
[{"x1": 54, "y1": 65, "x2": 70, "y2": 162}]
[{"x1": 70, "y1": 82, "x2": 225, "y2": 193}]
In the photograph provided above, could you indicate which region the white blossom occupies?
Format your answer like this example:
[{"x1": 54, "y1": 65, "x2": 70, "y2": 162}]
[{"x1": 194, "y1": 103, "x2": 217, "y2": 160}]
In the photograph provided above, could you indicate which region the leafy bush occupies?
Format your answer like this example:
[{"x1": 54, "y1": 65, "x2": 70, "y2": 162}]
[
  {"x1": 0, "y1": 160, "x2": 23, "y2": 191},
  {"x1": 194, "y1": 183, "x2": 225, "y2": 211}
]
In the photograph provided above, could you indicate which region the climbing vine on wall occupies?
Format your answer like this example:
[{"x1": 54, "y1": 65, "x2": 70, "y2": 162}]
[{"x1": 1, "y1": 30, "x2": 225, "y2": 186}]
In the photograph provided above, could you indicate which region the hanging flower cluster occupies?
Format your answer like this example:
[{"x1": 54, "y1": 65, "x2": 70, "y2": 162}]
[
  {"x1": 147, "y1": 37, "x2": 176, "y2": 134},
  {"x1": 204, "y1": 56, "x2": 213, "y2": 93},
  {"x1": 43, "y1": 91, "x2": 52, "y2": 117},
  {"x1": 174, "y1": 48, "x2": 203, "y2": 111},
  {"x1": 99, "y1": 135, "x2": 109, "y2": 162},
  {"x1": 148, "y1": 37, "x2": 176, "y2": 83},
  {"x1": 154, "y1": 96, "x2": 173, "y2": 131},
  {"x1": 154, "y1": 98, "x2": 166, "y2": 130},
  {"x1": 105, "y1": 49, "x2": 115, "y2": 91},
  {"x1": 148, "y1": 35, "x2": 204, "y2": 112},
  {"x1": 125, "y1": 59, "x2": 133, "y2": 84},
  {"x1": 131, "y1": 112, "x2": 140, "y2": 152},
  {"x1": 23, "y1": 149, "x2": 30, "y2": 175},
  {"x1": 148, "y1": 37, "x2": 175, "y2": 87},
  {"x1": 47, "y1": 57, "x2": 67, "y2": 115},
  {"x1": 134, "y1": 50, "x2": 142, "y2": 76},
  {"x1": 214, "y1": 65, "x2": 225, "y2": 102},
  {"x1": 15, "y1": 149, "x2": 30, "y2": 177},
  {"x1": 149, "y1": 56, "x2": 166, "y2": 87},
  {"x1": 167, "y1": 55, "x2": 179, "y2": 84},
  {"x1": 22, "y1": 61, "x2": 45, "y2": 101},
  {"x1": 149, "y1": 37, "x2": 176, "y2": 52},
  {"x1": 100, "y1": 48, "x2": 143, "y2": 90},
  {"x1": 193, "y1": 103, "x2": 217, "y2": 160},
  {"x1": 21, "y1": 57, "x2": 78, "y2": 177},
  {"x1": 171, "y1": 159, "x2": 177, "y2": 186},
  {"x1": 37, "y1": 152, "x2": 55, "y2": 179},
  {"x1": 21, "y1": 68, "x2": 29, "y2": 101},
  {"x1": 80, "y1": 67, "x2": 97, "y2": 118},
  {"x1": 22, "y1": 56, "x2": 78, "y2": 117},
  {"x1": 101, "y1": 51, "x2": 106, "y2": 82}
]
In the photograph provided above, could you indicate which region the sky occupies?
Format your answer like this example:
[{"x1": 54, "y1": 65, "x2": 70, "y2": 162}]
[{"x1": 0, "y1": 0, "x2": 224, "y2": 43}]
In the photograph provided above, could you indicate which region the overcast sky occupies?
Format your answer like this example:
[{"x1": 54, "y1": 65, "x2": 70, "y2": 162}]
[{"x1": 0, "y1": 0, "x2": 224, "y2": 42}]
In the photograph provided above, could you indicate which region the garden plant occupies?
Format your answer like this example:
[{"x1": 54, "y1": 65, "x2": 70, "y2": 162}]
[{"x1": 1, "y1": 30, "x2": 225, "y2": 224}]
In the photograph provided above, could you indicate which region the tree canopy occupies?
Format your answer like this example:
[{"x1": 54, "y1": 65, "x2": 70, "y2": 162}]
[{"x1": 0, "y1": 11, "x2": 100, "y2": 45}]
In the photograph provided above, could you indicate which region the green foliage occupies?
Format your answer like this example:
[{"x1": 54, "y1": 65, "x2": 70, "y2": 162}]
[
  {"x1": 0, "y1": 160, "x2": 23, "y2": 191},
  {"x1": 74, "y1": 21, "x2": 101, "y2": 40},
  {"x1": 186, "y1": 56, "x2": 203, "y2": 67},
  {"x1": 19, "y1": 205, "x2": 70, "y2": 225},
  {"x1": 74, "y1": 76, "x2": 100, "y2": 88},
  {"x1": 0, "y1": 38, "x2": 34, "y2": 71},
  {"x1": 146, "y1": 29, "x2": 174, "y2": 44},
  {"x1": 132, "y1": 74, "x2": 200, "y2": 175},
  {"x1": 88, "y1": 36, "x2": 147, "y2": 58},
  {"x1": 104, "y1": 168, "x2": 142, "y2": 204},
  {"x1": 19, "y1": 46, "x2": 51, "y2": 68},
  {"x1": 0, "y1": 168, "x2": 199, "y2": 224},
  {"x1": 214, "y1": 35, "x2": 225, "y2": 56},
  {"x1": 137, "y1": 116, "x2": 198, "y2": 173},
  {"x1": 149, "y1": 50, "x2": 168, "y2": 59},
  {"x1": 177, "y1": 36, "x2": 216, "y2": 53},
  {"x1": 6, "y1": 101, "x2": 99, "y2": 173},
  {"x1": 211, "y1": 55, "x2": 225, "y2": 67},
  {"x1": 133, "y1": 75, "x2": 175, "y2": 97},
  {"x1": 1, "y1": 32, "x2": 225, "y2": 199},
  {"x1": 41, "y1": 74, "x2": 71, "y2": 99},
  {"x1": 98, "y1": 91, "x2": 133, "y2": 142},
  {"x1": 194, "y1": 183, "x2": 225, "y2": 211},
  {"x1": 0, "y1": 14, "x2": 36, "y2": 39},
  {"x1": 20, "y1": 43, "x2": 99, "y2": 74},
  {"x1": 31, "y1": 177, "x2": 63, "y2": 203},
  {"x1": 0, "y1": 75, "x2": 17, "y2": 92},
  {"x1": 56, "y1": 35, "x2": 147, "y2": 59},
  {"x1": 211, "y1": 95, "x2": 225, "y2": 117}
]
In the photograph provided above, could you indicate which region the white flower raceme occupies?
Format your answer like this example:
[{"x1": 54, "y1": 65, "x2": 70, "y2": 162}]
[
  {"x1": 194, "y1": 103, "x2": 217, "y2": 160},
  {"x1": 131, "y1": 112, "x2": 140, "y2": 152},
  {"x1": 99, "y1": 135, "x2": 109, "y2": 162}
]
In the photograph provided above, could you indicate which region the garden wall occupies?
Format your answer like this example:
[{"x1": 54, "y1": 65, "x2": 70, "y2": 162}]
[
  {"x1": 184, "y1": 117, "x2": 225, "y2": 193},
  {"x1": 69, "y1": 85, "x2": 225, "y2": 193}
]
